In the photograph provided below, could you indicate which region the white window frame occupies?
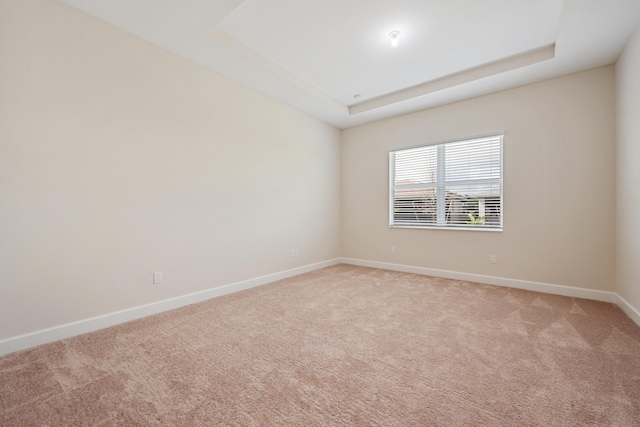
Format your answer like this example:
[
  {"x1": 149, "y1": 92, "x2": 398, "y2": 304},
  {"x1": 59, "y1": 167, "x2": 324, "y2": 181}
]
[{"x1": 389, "y1": 134, "x2": 504, "y2": 231}]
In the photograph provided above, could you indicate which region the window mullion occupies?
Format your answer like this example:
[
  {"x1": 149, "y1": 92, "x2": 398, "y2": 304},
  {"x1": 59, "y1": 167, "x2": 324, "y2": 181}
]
[
  {"x1": 443, "y1": 177, "x2": 500, "y2": 187},
  {"x1": 436, "y1": 144, "x2": 446, "y2": 225}
]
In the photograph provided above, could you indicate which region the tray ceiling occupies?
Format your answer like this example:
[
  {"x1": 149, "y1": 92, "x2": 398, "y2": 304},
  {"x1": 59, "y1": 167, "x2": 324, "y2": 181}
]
[{"x1": 60, "y1": 0, "x2": 640, "y2": 128}]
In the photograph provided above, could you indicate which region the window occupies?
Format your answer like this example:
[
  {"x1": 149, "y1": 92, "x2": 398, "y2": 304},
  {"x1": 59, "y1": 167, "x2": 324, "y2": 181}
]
[{"x1": 389, "y1": 134, "x2": 503, "y2": 230}]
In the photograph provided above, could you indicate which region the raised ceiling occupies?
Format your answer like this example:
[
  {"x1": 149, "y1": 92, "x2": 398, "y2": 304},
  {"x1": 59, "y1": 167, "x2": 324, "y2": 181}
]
[{"x1": 60, "y1": 0, "x2": 640, "y2": 128}]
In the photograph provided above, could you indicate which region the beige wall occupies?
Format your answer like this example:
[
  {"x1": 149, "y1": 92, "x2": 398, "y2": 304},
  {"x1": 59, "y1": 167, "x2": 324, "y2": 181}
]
[
  {"x1": 0, "y1": 0, "x2": 630, "y2": 343},
  {"x1": 616, "y1": 26, "x2": 640, "y2": 311},
  {"x1": 342, "y1": 67, "x2": 616, "y2": 291},
  {"x1": 0, "y1": 0, "x2": 341, "y2": 339}
]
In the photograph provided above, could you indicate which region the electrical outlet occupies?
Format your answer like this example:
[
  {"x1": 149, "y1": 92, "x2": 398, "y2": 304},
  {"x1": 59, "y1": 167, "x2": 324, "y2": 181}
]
[
  {"x1": 391, "y1": 246, "x2": 396, "y2": 253},
  {"x1": 290, "y1": 249, "x2": 299, "y2": 258},
  {"x1": 490, "y1": 255, "x2": 497, "y2": 264},
  {"x1": 153, "y1": 272, "x2": 162, "y2": 284}
]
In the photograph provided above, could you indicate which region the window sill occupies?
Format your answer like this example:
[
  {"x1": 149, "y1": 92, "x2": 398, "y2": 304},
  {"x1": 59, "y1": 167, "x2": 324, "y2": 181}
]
[{"x1": 389, "y1": 225, "x2": 503, "y2": 232}]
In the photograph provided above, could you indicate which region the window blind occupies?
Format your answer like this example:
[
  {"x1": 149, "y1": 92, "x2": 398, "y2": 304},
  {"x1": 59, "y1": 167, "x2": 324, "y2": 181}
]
[{"x1": 389, "y1": 134, "x2": 503, "y2": 230}]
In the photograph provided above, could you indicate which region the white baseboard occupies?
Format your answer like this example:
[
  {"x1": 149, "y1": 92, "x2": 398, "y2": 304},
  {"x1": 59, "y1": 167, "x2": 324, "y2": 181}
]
[
  {"x1": 339, "y1": 258, "x2": 617, "y2": 303},
  {"x1": 3, "y1": 257, "x2": 638, "y2": 357},
  {"x1": 0, "y1": 258, "x2": 341, "y2": 357},
  {"x1": 340, "y1": 258, "x2": 640, "y2": 327},
  {"x1": 615, "y1": 293, "x2": 640, "y2": 327}
]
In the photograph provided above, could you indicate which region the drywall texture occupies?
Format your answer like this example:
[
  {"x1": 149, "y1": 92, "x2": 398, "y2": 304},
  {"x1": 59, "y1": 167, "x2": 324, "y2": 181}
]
[
  {"x1": 342, "y1": 66, "x2": 616, "y2": 292},
  {"x1": 0, "y1": 0, "x2": 341, "y2": 340},
  {"x1": 616, "y1": 26, "x2": 640, "y2": 312}
]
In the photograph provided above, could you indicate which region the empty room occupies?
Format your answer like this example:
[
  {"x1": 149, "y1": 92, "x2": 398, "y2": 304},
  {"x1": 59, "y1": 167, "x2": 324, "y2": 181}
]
[{"x1": 2, "y1": 0, "x2": 640, "y2": 425}]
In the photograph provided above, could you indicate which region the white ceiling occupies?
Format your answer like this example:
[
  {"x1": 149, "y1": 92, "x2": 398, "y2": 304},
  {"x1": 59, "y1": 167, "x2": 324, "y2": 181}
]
[{"x1": 60, "y1": 0, "x2": 640, "y2": 129}]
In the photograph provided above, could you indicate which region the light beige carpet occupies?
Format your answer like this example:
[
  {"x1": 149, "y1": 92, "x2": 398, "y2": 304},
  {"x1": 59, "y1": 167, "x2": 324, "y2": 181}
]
[{"x1": 1, "y1": 264, "x2": 640, "y2": 426}]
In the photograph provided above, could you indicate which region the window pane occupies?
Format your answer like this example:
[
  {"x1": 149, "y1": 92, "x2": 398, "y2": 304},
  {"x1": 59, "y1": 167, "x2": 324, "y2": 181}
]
[
  {"x1": 445, "y1": 137, "x2": 501, "y2": 182},
  {"x1": 394, "y1": 145, "x2": 438, "y2": 185},
  {"x1": 444, "y1": 184, "x2": 502, "y2": 226},
  {"x1": 393, "y1": 187, "x2": 436, "y2": 224}
]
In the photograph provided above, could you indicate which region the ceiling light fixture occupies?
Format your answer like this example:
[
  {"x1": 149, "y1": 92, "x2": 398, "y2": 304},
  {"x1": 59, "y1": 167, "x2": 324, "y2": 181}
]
[{"x1": 389, "y1": 30, "x2": 400, "y2": 47}]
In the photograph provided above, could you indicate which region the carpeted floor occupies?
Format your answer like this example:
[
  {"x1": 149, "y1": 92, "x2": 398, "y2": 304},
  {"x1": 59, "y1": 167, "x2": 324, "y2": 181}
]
[{"x1": 1, "y1": 264, "x2": 640, "y2": 426}]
